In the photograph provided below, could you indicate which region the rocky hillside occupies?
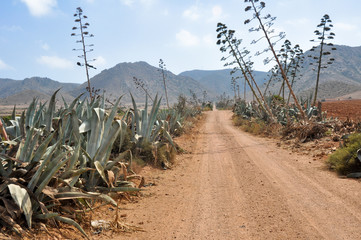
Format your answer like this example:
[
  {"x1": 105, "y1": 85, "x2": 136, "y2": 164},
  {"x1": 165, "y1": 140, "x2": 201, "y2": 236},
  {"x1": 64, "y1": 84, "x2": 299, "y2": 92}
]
[
  {"x1": 70, "y1": 61, "x2": 216, "y2": 104},
  {"x1": 280, "y1": 45, "x2": 361, "y2": 100},
  {"x1": 0, "y1": 77, "x2": 79, "y2": 105},
  {"x1": 179, "y1": 69, "x2": 269, "y2": 98}
]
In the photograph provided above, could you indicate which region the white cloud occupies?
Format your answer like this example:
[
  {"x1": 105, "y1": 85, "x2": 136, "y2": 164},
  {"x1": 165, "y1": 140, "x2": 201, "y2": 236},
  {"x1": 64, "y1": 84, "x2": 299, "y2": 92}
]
[
  {"x1": 211, "y1": 5, "x2": 222, "y2": 20},
  {"x1": 120, "y1": 0, "x2": 135, "y2": 6},
  {"x1": 41, "y1": 43, "x2": 50, "y2": 51},
  {"x1": 0, "y1": 25, "x2": 23, "y2": 32},
  {"x1": 120, "y1": 0, "x2": 155, "y2": 7},
  {"x1": 176, "y1": 30, "x2": 200, "y2": 47},
  {"x1": 334, "y1": 22, "x2": 357, "y2": 31},
  {"x1": 37, "y1": 56, "x2": 73, "y2": 69},
  {"x1": 162, "y1": 9, "x2": 169, "y2": 16},
  {"x1": 183, "y1": 6, "x2": 200, "y2": 21},
  {"x1": 140, "y1": 0, "x2": 156, "y2": 6},
  {"x1": 203, "y1": 34, "x2": 214, "y2": 47},
  {"x1": 21, "y1": 0, "x2": 57, "y2": 17},
  {"x1": 0, "y1": 59, "x2": 13, "y2": 70}
]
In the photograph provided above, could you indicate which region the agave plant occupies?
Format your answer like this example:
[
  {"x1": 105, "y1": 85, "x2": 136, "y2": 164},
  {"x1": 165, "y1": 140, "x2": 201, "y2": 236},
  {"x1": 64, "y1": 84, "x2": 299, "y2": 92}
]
[
  {"x1": 0, "y1": 91, "x2": 142, "y2": 239},
  {"x1": 157, "y1": 108, "x2": 183, "y2": 136},
  {"x1": 129, "y1": 94, "x2": 174, "y2": 148}
]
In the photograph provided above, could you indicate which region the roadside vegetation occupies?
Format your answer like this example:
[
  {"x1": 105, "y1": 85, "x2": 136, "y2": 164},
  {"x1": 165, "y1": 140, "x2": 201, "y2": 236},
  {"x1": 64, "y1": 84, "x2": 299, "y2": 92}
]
[
  {"x1": 0, "y1": 88, "x2": 207, "y2": 238},
  {"x1": 215, "y1": 1, "x2": 361, "y2": 177},
  {"x1": 0, "y1": 7, "x2": 210, "y2": 237}
]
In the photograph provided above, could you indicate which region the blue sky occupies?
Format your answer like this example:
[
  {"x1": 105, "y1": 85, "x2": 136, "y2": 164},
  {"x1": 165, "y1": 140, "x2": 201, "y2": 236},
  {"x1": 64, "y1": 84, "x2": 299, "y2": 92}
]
[{"x1": 0, "y1": 0, "x2": 360, "y2": 84}]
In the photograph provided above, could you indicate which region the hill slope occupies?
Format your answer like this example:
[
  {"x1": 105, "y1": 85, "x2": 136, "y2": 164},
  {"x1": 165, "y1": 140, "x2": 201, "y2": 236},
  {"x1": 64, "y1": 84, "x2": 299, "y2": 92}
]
[
  {"x1": 278, "y1": 45, "x2": 361, "y2": 100},
  {"x1": 0, "y1": 77, "x2": 80, "y2": 105},
  {"x1": 71, "y1": 61, "x2": 216, "y2": 104},
  {"x1": 179, "y1": 69, "x2": 269, "y2": 97}
]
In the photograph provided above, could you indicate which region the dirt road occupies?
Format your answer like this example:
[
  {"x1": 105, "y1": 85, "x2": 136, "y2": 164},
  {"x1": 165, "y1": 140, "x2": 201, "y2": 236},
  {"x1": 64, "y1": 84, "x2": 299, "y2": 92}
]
[{"x1": 115, "y1": 110, "x2": 361, "y2": 240}]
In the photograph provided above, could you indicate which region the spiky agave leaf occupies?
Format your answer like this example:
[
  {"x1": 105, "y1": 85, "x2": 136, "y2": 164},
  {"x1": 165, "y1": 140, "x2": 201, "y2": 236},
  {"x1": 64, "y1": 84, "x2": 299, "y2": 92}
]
[{"x1": 7, "y1": 184, "x2": 33, "y2": 228}]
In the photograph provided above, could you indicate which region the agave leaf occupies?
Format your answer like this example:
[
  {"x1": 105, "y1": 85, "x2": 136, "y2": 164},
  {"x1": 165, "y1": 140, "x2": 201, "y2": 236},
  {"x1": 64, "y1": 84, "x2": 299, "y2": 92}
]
[
  {"x1": 11, "y1": 105, "x2": 16, "y2": 120},
  {"x1": 130, "y1": 93, "x2": 140, "y2": 135},
  {"x1": 27, "y1": 143, "x2": 58, "y2": 191},
  {"x1": 45, "y1": 89, "x2": 60, "y2": 133},
  {"x1": 96, "y1": 193, "x2": 117, "y2": 206},
  {"x1": 94, "y1": 120, "x2": 121, "y2": 165},
  {"x1": 34, "y1": 152, "x2": 68, "y2": 197},
  {"x1": 79, "y1": 118, "x2": 91, "y2": 133},
  {"x1": 104, "y1": 150, "x2": 130, "y2": 171},
  {"x1": 71, "y1": 110, "x2": 81, "y2": 142},
  {"x1": 61, "y1": 95, "x2": 69, "y2": 109},
  {"x1": 18, "y1": 127, "x2": 35, "y2": 162},
  {"x1": 33, "y1": 101, "x2": 47, "y2": 128},
  {"x1": 34, "y1": 212, "x2": 59, "y2": 220},
  {"x1": 118, "y1": 120, "x2": 128, "y2": 149},
  {"x1": 162, "y1": 122, "x2": 175, "y2": 148},
  {"x1": 96, "y1": 186, "x2": 141, "y2": 192},
  {"x1": 25, "y1": 98, "x2": 37, "y2": 129},
  {"x1": 54, "y1": 191, "x2": 99, "y2": 200},
  {"x1": 87, "y1": 108, "x2": 105, "y2": 159},
  {"x1": 146, "y1": 94, "x2": 161, "y2": 140},
  {"x1": 69, "y1": 93, "x2": 85, "y2": 111},
  {"x1": 94, "y1": 161, "x2": 109, "y2": 187},
  {"x1": 75, "y1": 97, "x2": 86, "y2": 119},
  {"x1": 6, "y1": 119, "x2": 20, "y2": 138},
  {"x1": 103, "y1": 96, "x2": 122, "y2": 142},
  {"x1": 19, "y1": 111, "x2": 25, "y2": 137},
  {"x1": 65, "y1": 141, "x2": 81, "y2": 173},
  {"x1": 150, "y1": 121, "x2": 162, "y2": 143},
  {"x1": 69, "y1": 154, "x2": 88, "y2": 188},
  {"x1": 30, "y1": 131, "x2": 56, "y2": 165},
  {"x1": 1, "y1": 140, "x2": 18, "y2": 145},
  {"x1": 26, "y1": 130, "x2": 41, "y2": 162},
  {"x1": 61, "y1": 168, "x2": 94, "y2": 180},
  {"x1": 8, "y1": 184, "x2": 33, "y2": 228},
  {"x1": 141, "y1": 95, "x2": 149, "y2": 138},
  {"x1": 54, "y1": 215, "x2": 89, "y2": 240}
]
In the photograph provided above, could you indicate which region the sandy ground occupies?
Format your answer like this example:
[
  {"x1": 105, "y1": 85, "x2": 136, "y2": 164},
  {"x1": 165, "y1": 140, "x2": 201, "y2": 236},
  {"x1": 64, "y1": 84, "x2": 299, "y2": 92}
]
[{"x1": 87, "y1": 110, "x2": 361, "y2": 240}]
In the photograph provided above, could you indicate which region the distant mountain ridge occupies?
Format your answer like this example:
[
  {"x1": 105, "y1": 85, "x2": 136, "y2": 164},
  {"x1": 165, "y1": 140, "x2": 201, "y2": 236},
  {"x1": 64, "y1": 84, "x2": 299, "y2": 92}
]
[
  {"x1": 1, "y1": 44, "x2": 361, "y2": 106},
  {"x1": 69, "y1": 61, "x2": 217, "y2": 104},
  {"x1": 282, "y1": 45, "x2": 361, "y2": 99},
  {"x1": 0, "y1": 77, "x2": 79, "y2": 105},
  {"x1": 179, "y1": 69, "x2": 268, "y2": 97}
]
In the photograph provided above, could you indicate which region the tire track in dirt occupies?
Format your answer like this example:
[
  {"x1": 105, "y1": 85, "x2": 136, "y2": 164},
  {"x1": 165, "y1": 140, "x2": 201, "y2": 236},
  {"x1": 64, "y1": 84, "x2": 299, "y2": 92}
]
[{"x1": 110, "y1": 110, "x2": 361, "y2": 240}]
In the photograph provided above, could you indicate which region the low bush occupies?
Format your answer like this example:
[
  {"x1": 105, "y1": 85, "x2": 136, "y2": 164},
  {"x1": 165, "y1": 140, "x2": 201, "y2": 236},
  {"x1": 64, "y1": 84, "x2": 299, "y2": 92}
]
[
  {"x1": 233, "y1": 115, "x2": 278, "y2": 136},
  {"x1": 327, "y1": 133, "x2": 361, "y2": 175}
]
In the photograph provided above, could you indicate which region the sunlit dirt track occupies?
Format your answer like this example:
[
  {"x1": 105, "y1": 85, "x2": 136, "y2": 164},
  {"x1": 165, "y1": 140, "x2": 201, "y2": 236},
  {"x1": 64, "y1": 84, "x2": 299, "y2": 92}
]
[{"x1": 106, "y1": 110, "x2": 361, "y2": 240}]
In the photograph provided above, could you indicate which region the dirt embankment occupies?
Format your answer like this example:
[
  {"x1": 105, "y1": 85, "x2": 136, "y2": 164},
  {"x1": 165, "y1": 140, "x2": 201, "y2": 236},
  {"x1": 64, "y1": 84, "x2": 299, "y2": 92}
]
[{"x1": 85, "y1": 110, "x2": 360, "y2": 240}]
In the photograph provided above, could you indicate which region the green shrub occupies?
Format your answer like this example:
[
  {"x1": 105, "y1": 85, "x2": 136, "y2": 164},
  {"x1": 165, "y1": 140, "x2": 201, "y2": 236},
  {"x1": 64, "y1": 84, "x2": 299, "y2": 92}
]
[
  {"x1": 1, "y1": 115, "x2": 12, "y2": 125},
  {"x1": 327, "y1": 133, "x2": 361, "y2": 175}
]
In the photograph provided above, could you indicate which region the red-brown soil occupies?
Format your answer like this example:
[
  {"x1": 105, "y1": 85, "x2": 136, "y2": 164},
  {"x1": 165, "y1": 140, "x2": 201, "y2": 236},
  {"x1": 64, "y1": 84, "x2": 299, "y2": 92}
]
[{"x1": 322, "y1": 99, "x2": 361, "y2": 120}]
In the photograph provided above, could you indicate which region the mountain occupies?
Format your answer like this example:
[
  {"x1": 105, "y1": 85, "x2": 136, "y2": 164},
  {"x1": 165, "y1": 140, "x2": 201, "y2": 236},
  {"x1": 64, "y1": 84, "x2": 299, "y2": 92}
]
[
  {"x1": 276, "y1": 45, "x2": 361, "y2": 100},
  {"x1": 179, "y1": 69, "x2": 269, "y2": 97},
  {"x1": 2, "y1": 44, "x2": 361, "y2": 107},
  {"x1": 0, "y1": 89, "x2": 50, "y2": 105},
  {"x1": 70, "y1": 61, "x2": 217, "y2": 104},
  {"x1": 0, "y1": 77, "x2": 79, "y2": 105}
]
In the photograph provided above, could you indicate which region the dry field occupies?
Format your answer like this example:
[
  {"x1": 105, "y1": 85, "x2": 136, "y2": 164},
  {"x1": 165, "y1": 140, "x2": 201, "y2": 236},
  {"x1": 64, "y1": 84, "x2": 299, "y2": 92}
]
[{"x1": 322, "y1": 99, "x2": 361, "y2": 120}]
